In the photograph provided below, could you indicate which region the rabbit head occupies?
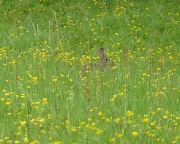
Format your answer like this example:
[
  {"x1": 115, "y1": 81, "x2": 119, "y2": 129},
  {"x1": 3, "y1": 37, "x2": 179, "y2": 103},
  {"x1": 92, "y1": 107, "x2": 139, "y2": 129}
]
[{"x1": 98, "y1": 48, "x2": 109, "y2": 66}]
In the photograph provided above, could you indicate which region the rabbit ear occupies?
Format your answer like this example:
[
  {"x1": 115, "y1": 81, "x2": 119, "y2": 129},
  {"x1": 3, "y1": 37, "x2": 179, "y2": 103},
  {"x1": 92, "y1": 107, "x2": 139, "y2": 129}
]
[{"x1": 98, "y1": 48, "x2": 105, "y2": 57}]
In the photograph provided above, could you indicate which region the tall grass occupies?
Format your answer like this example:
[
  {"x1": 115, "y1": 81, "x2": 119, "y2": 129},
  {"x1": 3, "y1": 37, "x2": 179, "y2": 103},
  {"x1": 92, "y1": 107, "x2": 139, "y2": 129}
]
[{"x1": 0, "y1": 0, "x2": 179, "y2": 143}]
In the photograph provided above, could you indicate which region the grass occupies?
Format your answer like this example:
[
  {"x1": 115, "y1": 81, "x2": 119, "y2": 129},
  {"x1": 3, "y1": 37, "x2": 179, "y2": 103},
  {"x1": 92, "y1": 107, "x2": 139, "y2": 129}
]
[{"x1": 0, "y1": 0, "x2": 180, "y2": 143}]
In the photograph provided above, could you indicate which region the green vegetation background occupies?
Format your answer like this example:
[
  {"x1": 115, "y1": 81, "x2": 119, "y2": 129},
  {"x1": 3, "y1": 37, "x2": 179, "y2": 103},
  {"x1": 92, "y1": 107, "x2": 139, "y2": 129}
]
[{"x1": 0, "y1": 0, "x2": 179, "y2": 143}]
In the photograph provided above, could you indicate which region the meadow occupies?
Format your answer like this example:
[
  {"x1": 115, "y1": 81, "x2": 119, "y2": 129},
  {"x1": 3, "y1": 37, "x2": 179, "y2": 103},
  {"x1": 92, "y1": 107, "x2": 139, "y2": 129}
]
[{"x1": 0, "y1": 0, "x2": 179, "y2": 143}]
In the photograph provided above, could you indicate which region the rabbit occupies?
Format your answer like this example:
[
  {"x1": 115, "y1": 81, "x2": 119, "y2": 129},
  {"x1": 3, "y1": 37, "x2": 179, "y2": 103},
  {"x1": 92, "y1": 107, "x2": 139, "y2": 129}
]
[{"x1": 81, "y1": 48, "x2": 113, "y2": 75}]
